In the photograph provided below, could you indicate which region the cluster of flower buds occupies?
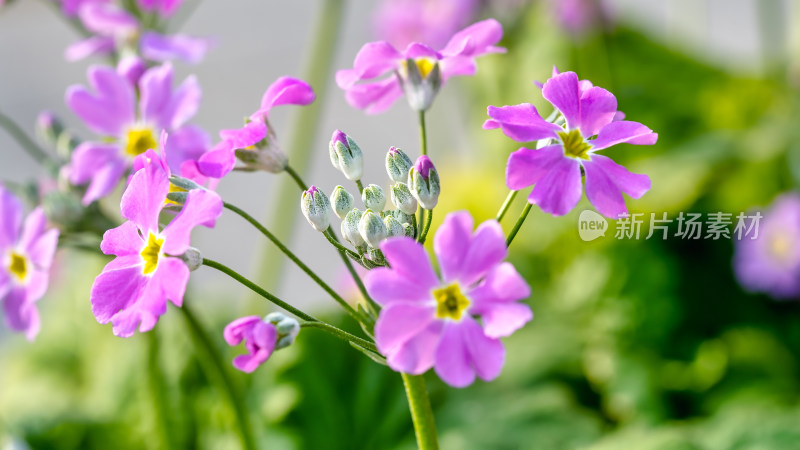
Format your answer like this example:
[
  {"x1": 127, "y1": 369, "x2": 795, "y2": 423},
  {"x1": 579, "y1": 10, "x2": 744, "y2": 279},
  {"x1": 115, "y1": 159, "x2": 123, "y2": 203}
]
[{"x1": 300, "y1": 130, "x2": 440, "y2": 267}]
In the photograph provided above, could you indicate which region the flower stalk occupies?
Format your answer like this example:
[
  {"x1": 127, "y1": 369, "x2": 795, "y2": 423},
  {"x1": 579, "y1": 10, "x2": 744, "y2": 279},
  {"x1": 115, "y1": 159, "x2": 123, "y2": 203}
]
[{"x1": 402, "y1": 373, "x2": 439, "y2": 450}]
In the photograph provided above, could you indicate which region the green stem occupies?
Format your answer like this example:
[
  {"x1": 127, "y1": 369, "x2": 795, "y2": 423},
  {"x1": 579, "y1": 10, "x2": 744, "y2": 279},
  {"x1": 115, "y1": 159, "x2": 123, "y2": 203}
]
[
  {"x1": 418, "y1": 209, "x2": 433, "y2": 244},
  {"x1": 300, "y1": 321, "x2": 377, "y2": 353},
  {"x1": 418, "y1": 110, "x2": 428, "y2": 156},
  {"x1": 417, "y1": 209, "x2": 426, "y2": 240},
  {"x1": 180, "y1": 303, "x2": 256, "y2": 450},
  {"x1": 146, "y1": 331, "x2": 174, "y2": 450},
  {"x1": 285, "y1": 165, "x2": 307, "y2": 191},
  {"x1": 203, "y1": 257, "x2": 316, "y2": 321},
  {"x1": 0, "y1": 110, "x2": 52, "y2": 166},
  {"x1": 495, "y1": 190, "x2": 518, "y2": 222},
  {"x1": 401, "y1": 373, "x2": 439, "y2": 450},
  {"x1": 356, "y1": 179, "x2": 365, "y2": 195},
  {"x1": 322, "y1": 228, "x2": 363, "y2": 262},
  {"x1": 506, "y1": 203, "x2": 532, "y2": 247},
  {"x1": 325, "y1": 229, "x2": 380, "y2": 315},
  {"x1": 248, "y1": 0, "x2": 346, "y2": 295},
  {"x1": 223, "y1": 202, "x2": 361, "y2": 322}
]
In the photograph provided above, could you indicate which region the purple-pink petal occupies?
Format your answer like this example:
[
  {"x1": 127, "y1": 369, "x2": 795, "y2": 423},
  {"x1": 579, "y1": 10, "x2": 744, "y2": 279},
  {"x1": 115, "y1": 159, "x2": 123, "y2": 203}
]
[
  {"x1": 434, "y1": 318, "x2": 504, "y2": 388},
  {"x1": 582, "y1": 154, "x2": 651, "y2": 219},
  {"x1": 66, "y1": 65, "x2": 136, "y2": 136},
  {"x1": 254, "y1": 77, "x2": 315, "y2": 117},
  {"x1": 375, "y1": 302, "x2": 438, "y2": 362},
  {"x1": 527, "y1": 151, "x2": 583, "y2": 216},
  {"x1": 90, "y1": 255, "x2": 147, "y2": 324},
  {"x1": 590, "y1": 120, "x2": 658, "y2": 151},
  {"x1": 542, "y1": 71, "x2": 581, "y2": 131},
  {"x1": 139, "y1": 63, "x2": 201, "y2": 131},
  {"x1": 2, "y1": 287, "x2": 40, "y2": 341},
  {"x1": 120, "y1": 155, "x2": 170, "y2": 234},
  {"x1": 64, "y1": 36, "x2": 115, "y2": 62},
  {"x1": 457, "y1": 220, "x2": 507, "y2": 287},
  {"x1": 163, "y1": 125, "x2": 210, "y2": 174},
  {"x1": 402, "y1": 42, "x2": 441, "y2": 60},
  {"x1": 378, "y1": 306, "x2": 443, "y2": 375},
  {"x1": 140, "y1": 31, "x2": 214, "y2": 64},
  {"x1": 18, "y1": 209, "x2": 59, "y2": 269},
  {"x1": 468, "y1": 262, "x2": 532, "y2": 338},
  {"x1": 578, "y1": 86, "x2": 617, "y2": 137},
  {"x1": 197, "y1": 142, "x2": 236, "y2": 179},
  {"x1": 335, "y1": 41, "x2": 402, "y2": 88},
  {"x1": 0, "y1": 186, "x2": 23, "y2": 249},
  {"x1": 378, "y1": 237, "x2": 440, "y2": 289},
  {"x1": 219, "y1": 120, "x2": 267, "y2": 151},
  {"x1": 100, "y1": 221, "x2": 143, "y2": 256},
  {"x1": 364, "y1": 267, "x2": 436, "y2": 306},
  {"x1": 161, "y1": 189, "x2": 223, "y2": 255},
  {"x1": 78, "y1": 3, "x2": 138, "y2": 37},
  {"x1": 505, "y1": 144, "x2": 564, "y2": 191},
  {"x1": 224, "y1": 315, "x2": 262, "y2": 346},
  {"x1": 342, "y1": 77, "x2": 404, "y2": 114},
  {"x1": 433, "y1": 211, "x2": 473, "y2": 283},
  {"x1": 153, "y1": 256, "x2": 190, "y2": 307},
  {"x1": 440, "y1": 19, "x2": 505, "y2": 58},
  {"x1": 484, "y1": 104, "x2": 561, "y2": 143}
]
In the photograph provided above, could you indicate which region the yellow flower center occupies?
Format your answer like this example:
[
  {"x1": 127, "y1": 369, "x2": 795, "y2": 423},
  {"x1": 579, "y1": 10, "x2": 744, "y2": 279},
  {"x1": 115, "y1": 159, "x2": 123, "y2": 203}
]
[
  {"x1": 768, "y1": 232, "x2": 793, "y2": 263},
  {"x1": 401, "y1": 58, "x2": 437, "y2": 80},
  {"x1": 125, "y1": 128, "x2": 157, "y2": 157},
  {"x1": 140, "y1": 233, "x2": 164, "y2": 275},
  {"x1": 8, "y1": 251, "x2": 28, "y2": 282},
  {"x1": 559, "y1": 129, "x2": 592, "y2": 160},
  {"x1": 433, "y1": 283, "x2": 470, "y2": 321}
]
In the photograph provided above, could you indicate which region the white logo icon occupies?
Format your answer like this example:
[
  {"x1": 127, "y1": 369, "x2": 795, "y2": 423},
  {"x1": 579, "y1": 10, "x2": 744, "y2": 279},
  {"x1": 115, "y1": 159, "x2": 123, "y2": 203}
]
[{"x1": 578, "y1": 210, "x2": 608, "y2": 241}]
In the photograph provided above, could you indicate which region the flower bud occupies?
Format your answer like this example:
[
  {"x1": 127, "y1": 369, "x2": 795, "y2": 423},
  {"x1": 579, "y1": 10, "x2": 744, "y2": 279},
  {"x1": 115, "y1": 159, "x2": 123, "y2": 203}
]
[
  {"x1": 384, "y1": 215, "x2": 404, "y2": 238},
  {"x1": 36, "y1": 110, "x2": 65, "y2": 145},
  {"x1": 366, "y1": 247, "x2": 386, "y2": 265},
  {"x1": 399, "y1": 58, "x2": 442, "y2": 112},
  {"x1": 359, "y1": 209, "x2": 388, "y2": 248},
  {"x1": 385, "y1": 146, "x2": 413, "y2": 183},
  {"x1": 178, "y1": 247, "x2": 203, "y2": 271},
  {"x1": 264, "y1": 313, "x2": 300, "y2": 350},
  {"x1": 330, "y1": 185, "x2": 354, "y2": 219},
  {"x1": 329, "y1": 130, "x2": 363, "y2": 181},
  {"x1": 361, "y1": 184, "x2": 386, "y2": 211},
  {"x1": 169, "y1": 175, "x2": 202, "y2": 191},
  {"x1": 300, "y1": 186, "x2": 331, "y2": 232},
  {"x1": 408, "y1": 155, "x2": 440, "y2": 210},
  {"x1": 388, "y1": 209, "x2": 414, "y2": 226},
  {"x1": 403, "y1": 223, "x2": 415, "y2": 238},
  {"x1": 341, "y1": 208, "x2": 365, "y2": 247},
  {"x1": 390, "y1": 182, "x2": 418, "y2": 215}
]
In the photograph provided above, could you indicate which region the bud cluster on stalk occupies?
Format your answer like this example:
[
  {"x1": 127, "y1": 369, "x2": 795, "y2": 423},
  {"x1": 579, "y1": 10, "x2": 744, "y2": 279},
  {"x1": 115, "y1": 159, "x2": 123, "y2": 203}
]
[{"x1": 299, "y1": 131, "x2": 440, "y2": 267}]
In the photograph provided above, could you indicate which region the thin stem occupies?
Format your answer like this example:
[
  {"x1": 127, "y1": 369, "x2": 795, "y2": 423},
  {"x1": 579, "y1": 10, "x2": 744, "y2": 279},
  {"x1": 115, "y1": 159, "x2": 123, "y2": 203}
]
[
  {"x1": 401, "y1": 373, "x2": 439, "y2": 450},
  {"x1": 203, "y1": 257, "x2": 316, "y2": 322},
  {"x1": 506, "y1": 203, "x2": 532, "y2": 247},
  {"x1": 325, "y1": 228, "x2": 380, "y2": 315},
  {"x1": 223, "y1": 202, "x2": 361, "y2": 322},
  {"x1": 356, "y1": 179, "x2": 365, "y2": 195},
  {"x1": 322, "y1": 228, "x2": 363, "y2": 262},
  {"x1": 180, "y1": 303, "x2": 256, "y2": 450},
  {"x1": 418, "y1": 110, "x2": 428, "y2": 156},
  {"x1": 285, "y1": 165, "x2": 308, "y2": 191},
  {"x1": 300, "y1": 321, "x2": 377, "y2": 353},
  {"x1": 495, "y1": 190, "x2": 518, "y2": 222},
  {"x1": 0, "y1": 110, "x2": 52, "y2": 166},
  {"x1": 418, "y1": 209, "x2": 433, "y2": 244},
  {"x1": 146, "y1": 331, "x2": 174, "y2": 450},
  {"x1": 248, "y1": 0, "x2": 346, "y2": 295},
  {"x1": 417, "y1": 209, "x2": 426, "y2": 241}
]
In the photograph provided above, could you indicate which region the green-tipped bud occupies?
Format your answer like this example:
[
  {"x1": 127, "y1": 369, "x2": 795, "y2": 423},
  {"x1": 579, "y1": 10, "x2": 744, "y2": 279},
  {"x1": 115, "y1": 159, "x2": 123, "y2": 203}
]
[
  {"x1": 390, "y1": 182, "x2": 417, "y2": 215},
  {"x1": 178, "y1": 247, "x2": 203, "y2": 271},
  {"x1": 361, "y1": 184, "x2": 386, "y2": 211},
  {"x1": 384, "y1": 215, "x2": 404, "y2": 238},
  {"x1": 408, "y1": 155, "x2": 440, "y2": 210},
  {"x1": 366, "y1": 247, "x2": 386, "y2": 265},
  {"x1": 359, "y1": 209, "x2": 388, "y2": 248},
  {"x1": 385, "y1": 147, "x2": 413, "y2": 183},
  {"x1": 329, "y1": 130, "x2": 363, "y2": 181},
  {"x1": 341, "y1": 209, "x2": 365, "y2": 247},
  {"x1": 399, "y1": 58, "x2": 443, "y2": 112},
  {"x1": 330, "y1": 185, "x2": 354, "y2": 219},
  {"x1": 300, "y1": 186, "x2": 331, "y2": 232},
  {"x1": 265, "y1": 313, "x2": 300, "y2": 350}
]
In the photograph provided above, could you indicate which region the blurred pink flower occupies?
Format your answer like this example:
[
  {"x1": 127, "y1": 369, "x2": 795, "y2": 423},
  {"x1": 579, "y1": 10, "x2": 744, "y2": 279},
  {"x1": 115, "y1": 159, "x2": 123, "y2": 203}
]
[{"x1": 372, "y1": 0, "x2": 480, "y2": 49}]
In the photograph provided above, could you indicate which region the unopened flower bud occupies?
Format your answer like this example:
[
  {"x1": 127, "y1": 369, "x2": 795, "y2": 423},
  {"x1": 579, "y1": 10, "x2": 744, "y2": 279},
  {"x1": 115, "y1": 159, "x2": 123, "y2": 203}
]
[
  {"x1": 264, "y1": 313, "x2": 300, "y2": 350},
  {"x1": 408, "y1": 155, "x2": 440, "y2": 209},
  {"x1": 341, "y1": 208, "x2": 365, "y2": 247},
  {"x1": 403, "y1": 223, "x2": 415, "y2": 238},
  {"x1": 390, "y1": 182, "x2": 417, "y2": 215},
  {"x1": 36, "y1": 110, "x2": 65, "y2": 145},
  {"x1": 367, "y1": 247, "x2": 386, "y2": 265},
  {"x1": 330, "y1": 185, "x2": 353, "y2": 219},
  {"x1": 329, "y1": 130, "x2": 363, "y2": 181},
  {"x1": 384, "y1": 215, "x2": 404, "y2": 238},
  {"x1": 385, "y1": 146, "x2": 413, "y2": 183},
  {"x1": 399, "y1": 57, "x2": 442, "y2": 112},
  {"x1": 389, "y1": 209, "x2": 414, "y2": 226},
  {"x1": 359, "y1": 209, "x2": 388, "y2": 248},
  {"x1": 300, "y1": 186, "x2": 331, "y2": 232},
  {"x1": 178, "y1": 247, "x2": 203, "y2": 271},
  {"x1": 361, "y1": 184, "x2": 386, "y2": 211},
  {"x1": 169, "y1": 175, "x2": 202, "y2": 191}
]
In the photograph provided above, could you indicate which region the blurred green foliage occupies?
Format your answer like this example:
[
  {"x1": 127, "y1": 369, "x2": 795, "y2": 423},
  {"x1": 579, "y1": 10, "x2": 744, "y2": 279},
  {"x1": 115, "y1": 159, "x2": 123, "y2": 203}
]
[{"x1": 4, "y1": 2, "x2": 800, "y2": 449}]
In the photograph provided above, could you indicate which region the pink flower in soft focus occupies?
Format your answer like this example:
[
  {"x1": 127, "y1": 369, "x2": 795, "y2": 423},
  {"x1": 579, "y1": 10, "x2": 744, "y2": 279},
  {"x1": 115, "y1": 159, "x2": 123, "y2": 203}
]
[
  {"x1": 197, "y1": 77, "x2": 315, "y2": 179},
  {"x1": 89, "y1": 154, "x2": 222, "y2": 337},
  {"x1": 372, "y1": 0, "x2": 479, "y2": 49},
  {"x1": 66, "y1": 62, "x2": 208, "y2": 204},
  {"x1": 137, "y1": 0, "x2": 184, "y2": 17},
  {"x1": 0, "y1": 186, "x2": 60, "y2": 341},
  {"x1": 484, "y1": 70, "x2": 658, "y2": 218},
  {"x1": 224, "y1": 313, "x2": 300, "y2": 372},
  {"x1": 364, "y1": 211, "x2": 532, "y2": 388},
  {"x1": 337, "y1": 19, "x2": 505, "y2": 114},
  {"x1": 550, "y1": 0, "x2": 613, "y2": 37},
  {"x1": 734, "y1": 194, "x2": 800, "y2": 300}
]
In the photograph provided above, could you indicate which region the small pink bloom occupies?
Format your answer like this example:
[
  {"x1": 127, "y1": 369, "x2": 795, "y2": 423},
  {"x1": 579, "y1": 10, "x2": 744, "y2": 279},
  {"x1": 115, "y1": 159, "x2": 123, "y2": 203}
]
[{"x1": 224, "y1": 316, "x2": 278, "y2": 373}]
